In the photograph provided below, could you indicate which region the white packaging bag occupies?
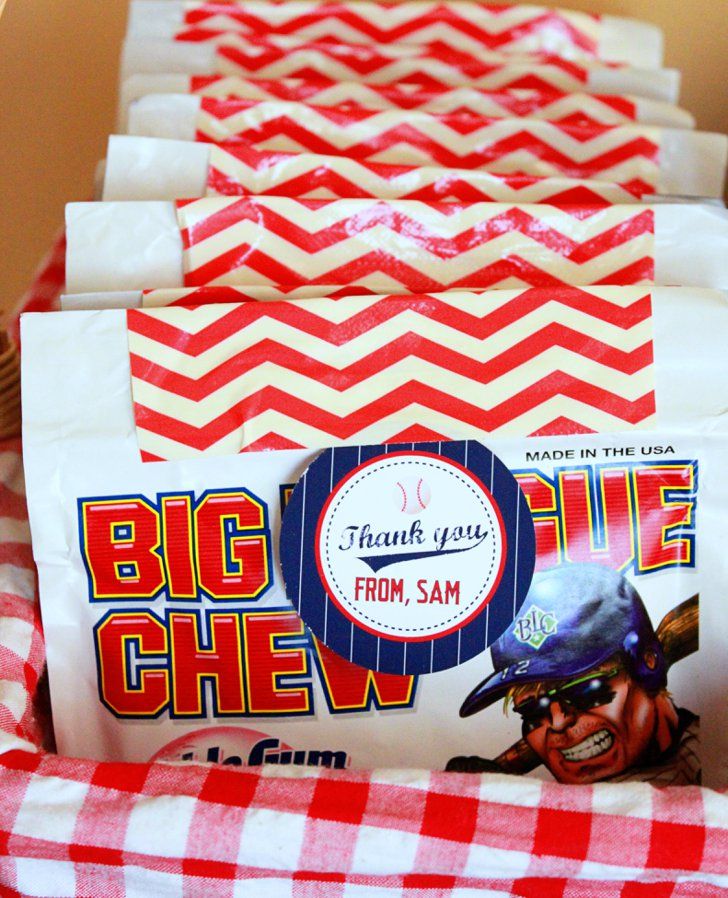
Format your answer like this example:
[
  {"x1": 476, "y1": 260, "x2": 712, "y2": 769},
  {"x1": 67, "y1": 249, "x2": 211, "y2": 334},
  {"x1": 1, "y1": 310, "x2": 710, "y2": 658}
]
[
  {"x1": 123, "y1": 97, "x2": 725, "y2": 195},
  {"x1": 64, "y1": 198, "x2": 728, "y2": 294},
  {"x1": 103, "y1": 135, "x2": 696, "y2": 204},
  {"x1": 21, "y1": 286, "x2": 728, "y2": 788}
]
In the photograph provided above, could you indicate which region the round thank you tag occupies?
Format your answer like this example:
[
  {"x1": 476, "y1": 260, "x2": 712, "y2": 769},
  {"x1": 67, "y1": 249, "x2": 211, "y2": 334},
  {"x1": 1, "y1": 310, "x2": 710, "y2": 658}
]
[{"x1": 280, "y1": 441, "x2": 535, "y2": 675}]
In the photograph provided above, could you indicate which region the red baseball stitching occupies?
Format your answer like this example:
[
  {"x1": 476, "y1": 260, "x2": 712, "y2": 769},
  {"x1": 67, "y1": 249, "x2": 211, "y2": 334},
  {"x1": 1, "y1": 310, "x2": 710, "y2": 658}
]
[{"x1": 397, "y1": 480, "x2": 407, "y2": 512}]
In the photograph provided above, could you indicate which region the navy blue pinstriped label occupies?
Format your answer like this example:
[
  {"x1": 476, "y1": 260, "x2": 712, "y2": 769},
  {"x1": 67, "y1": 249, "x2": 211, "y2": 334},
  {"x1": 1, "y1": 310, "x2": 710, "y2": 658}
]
[{"x1": 280, "y1": 441, "x2": 535, "y2": 676}]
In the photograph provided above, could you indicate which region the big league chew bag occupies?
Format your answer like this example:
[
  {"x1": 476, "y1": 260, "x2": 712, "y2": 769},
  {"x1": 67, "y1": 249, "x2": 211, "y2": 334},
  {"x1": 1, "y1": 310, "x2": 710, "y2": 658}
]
[{"x1": 20, "y1": 0, "x2": 728, "y2": 791}]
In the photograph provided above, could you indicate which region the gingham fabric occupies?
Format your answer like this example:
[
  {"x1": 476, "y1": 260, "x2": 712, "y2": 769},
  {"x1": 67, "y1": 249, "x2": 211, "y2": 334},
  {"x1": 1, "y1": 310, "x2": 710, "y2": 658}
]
[{"x1": 1, "y1": 240, "x2": 727, "y2": 898}]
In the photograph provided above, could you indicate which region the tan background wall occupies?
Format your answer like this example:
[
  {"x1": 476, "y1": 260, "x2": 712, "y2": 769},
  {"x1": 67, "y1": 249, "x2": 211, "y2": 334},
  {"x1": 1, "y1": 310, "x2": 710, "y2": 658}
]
[{"x1": 1, "y1": 0, "x2": 727, "y2": 315}]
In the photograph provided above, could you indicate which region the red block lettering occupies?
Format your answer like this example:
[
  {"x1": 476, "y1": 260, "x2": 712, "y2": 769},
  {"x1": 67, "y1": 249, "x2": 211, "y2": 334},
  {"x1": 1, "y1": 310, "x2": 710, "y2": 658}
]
[
  {"x1": 315, "y1": 640, "x2": 414, "y2": 711},
  {"x1": 82, "y1": 499, "x2": 165, "y2": 599},
  {"x1": 195, "y1": 492, "x2": 270, "y2": 600},
  {"x1": 95, "y1": 612, "x2": 168, "y2": 716},
  {"x1": 169, "y1": 612, "x2": 246, "y2": 715},
  {"x1": 560, "y1": 468, "x2": 634, "y2": 569},
  {"x1": 634, "y1": 464, "x2": 695, "y2": 570},
  {"x1": 244, "y1": 612, "x2": 311, "y2": 714},
  {"x1": 161, "y1": 495, "x2": 197, "y2": 598},
  {"x1": 516, "y1": 473, "x2": 560, "y2": 570}
]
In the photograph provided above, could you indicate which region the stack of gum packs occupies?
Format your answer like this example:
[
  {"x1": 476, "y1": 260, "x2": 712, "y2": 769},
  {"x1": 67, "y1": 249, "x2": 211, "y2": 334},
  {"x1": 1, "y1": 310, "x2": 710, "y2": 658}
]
[{"x1": 20, "y1": 1, "x2": 728, "y2": 789}]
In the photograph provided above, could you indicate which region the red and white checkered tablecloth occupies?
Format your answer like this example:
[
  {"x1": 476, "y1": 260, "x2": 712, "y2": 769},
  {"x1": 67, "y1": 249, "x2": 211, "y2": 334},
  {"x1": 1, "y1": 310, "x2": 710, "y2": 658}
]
[{"x1": 1, "y1": 234, "x2": 727, "y2": 898}]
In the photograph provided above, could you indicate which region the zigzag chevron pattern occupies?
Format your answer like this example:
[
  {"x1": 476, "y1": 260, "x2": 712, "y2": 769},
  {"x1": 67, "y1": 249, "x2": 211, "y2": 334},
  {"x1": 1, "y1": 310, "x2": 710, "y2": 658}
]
[
  {"x1": 203, "y1": 33, "x2": 600, "y2": 90},
  {"x1": 182, "y1": 2, "x2": 603, "y2": 59},
  {"x1": 176, "y1": 197, "x2": 656, "y2": 291},
  {"x1": 206, "y1": 146, "x2": 649, "y2": 203},
  {"x1": 142, "y1": 284, "x2": 545, "y2": 306},
  {"x1": 190, "y1": 77, "x2": 640, "y2": 127},
  {"x1": 142, "y1": 285, "x2": 376, "y2": 307},
  {"x1": 127, "y1": 287, "x2": 656, "y2": 461},
  {"x1": 194, "y1": 99, "x2": 660, "y2": 186}
]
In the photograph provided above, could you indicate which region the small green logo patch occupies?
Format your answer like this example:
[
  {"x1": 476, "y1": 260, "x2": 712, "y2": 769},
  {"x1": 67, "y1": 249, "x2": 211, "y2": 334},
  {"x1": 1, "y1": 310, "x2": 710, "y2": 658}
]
[{"x1": 513, "y1": 606, "x2": 558, "y2": 650}]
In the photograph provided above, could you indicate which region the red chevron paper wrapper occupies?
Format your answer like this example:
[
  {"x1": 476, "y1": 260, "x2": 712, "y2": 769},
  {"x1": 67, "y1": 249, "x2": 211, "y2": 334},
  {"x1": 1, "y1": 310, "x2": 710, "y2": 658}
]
[
  {"x1": 133, "y1": 32, "x2": 608, "y2": 82},
  {"x1": 120, "y1": 75, "x2": 694, "y2": 129},
  {"x1": 105, "y1": 137, "x2": 657, "y2": 204},
  {"x1": 169, "y1": 97, "x2": 666, "y2": 187},
  {"x1": 127, "y1": 96, "x2": 728, "y2": 197},
  {"x1": 179, "y1": 198, "x2": 656, "y2": 290},
  {"x1": 20, "y1": 285, "x2": 728, "y2": 785},
  {"x1": 187, "y1": 79, "x2": 647, "y2": 126},
  {"x1": 121, "y1": 35, "x2": 680, "y2": 101},
  {"x1": 127, "y1": 289, "x2": 657, "y2": 461},
  {"x1": 64, "y1": 199, "x2": 728, "y2": 296},
  {"x1": 202, "y1": 148, "x2": 648, "y2": 202},
  {"x1": 126, "y1": 0, "x2": 662, "y2": 65}
]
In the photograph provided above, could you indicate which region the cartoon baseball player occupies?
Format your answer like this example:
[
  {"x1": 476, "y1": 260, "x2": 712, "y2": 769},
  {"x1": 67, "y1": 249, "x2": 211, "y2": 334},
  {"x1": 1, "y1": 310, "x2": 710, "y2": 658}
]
[{"x1": 448, "y1": 564, "x2": 699, "y2": 785}]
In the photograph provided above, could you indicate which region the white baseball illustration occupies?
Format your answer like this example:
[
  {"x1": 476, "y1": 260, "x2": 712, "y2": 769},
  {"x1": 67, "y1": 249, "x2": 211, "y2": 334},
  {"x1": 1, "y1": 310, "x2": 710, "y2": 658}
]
[{"x1": 394, "y1": 475, "x2": 431, "y2": 514}]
